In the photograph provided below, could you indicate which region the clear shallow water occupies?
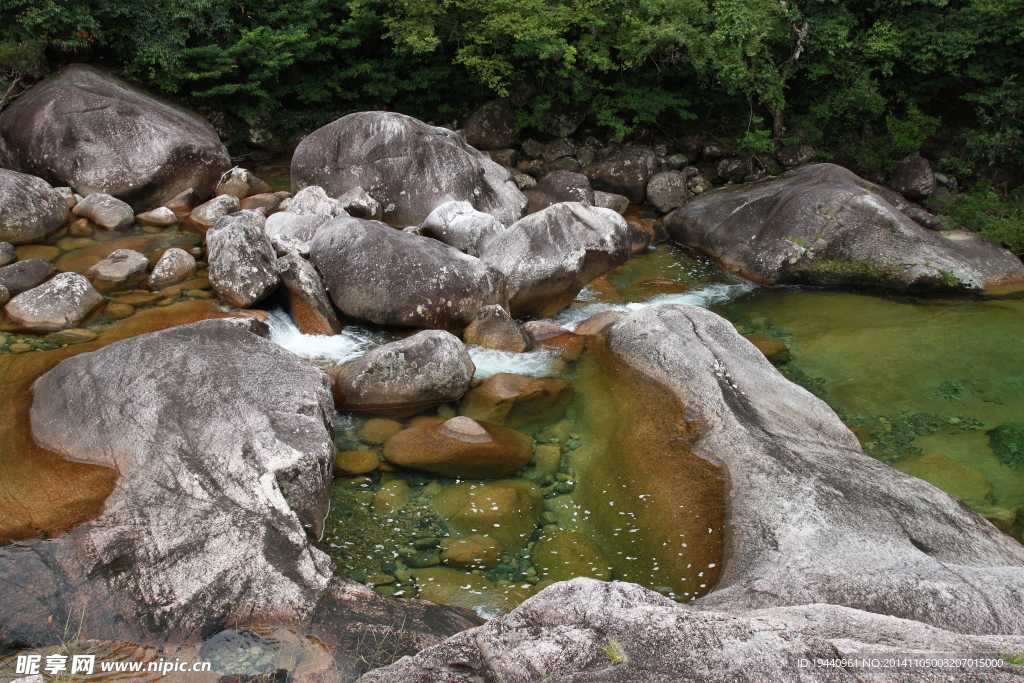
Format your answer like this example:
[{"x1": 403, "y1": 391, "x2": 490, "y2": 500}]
[{"x1": 266, "y1": 240, "x2": 1024, "y2": 617}]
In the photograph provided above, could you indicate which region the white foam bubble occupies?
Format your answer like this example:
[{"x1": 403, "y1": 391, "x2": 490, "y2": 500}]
[
  {"x1": 554, "y1": 281, "x2": 755, "y2": 331},
  {"x1": 266, "y1": 309, "x2": 392, "y2": 365}
]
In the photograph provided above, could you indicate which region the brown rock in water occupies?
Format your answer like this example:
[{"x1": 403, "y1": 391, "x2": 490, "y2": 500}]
[
  {"x1": 104, "y1": 303, "x2": 135, "y2": 319},
  {"x1": 42, "y1": 328, "x2": 97, "y2": 345},
  {"x1": 521, "y1": 320, "x2": 587, "y2": 361},
  {"x1": 574, "y1": 310, "x2": 624, "y2": 336},
  {"x1": 743, "y1": 333, "x2": 791, "y2": 365},
  {"x1": 462, "y1": 304, "x2": 532, "y2": 353},
  {"x1": 71, "y1": 193, "x2": 135, "y2": 231},
  {"x1": 164, "y1": 188, "x2": 201, "y2": 214},
  {"x1": 276, "y1": 254, "x2": 342, "y2": 336},
  {"x1": 624, "y1": 275, "x2": 688, "y2": 297},
  {"x1": 383, "y1": 416, "x2": 533, "y2": 479},
  {"x1": 532, "y1": 530, "x2": 612, "y2": 582},
  {"x1": 333, "y1": 450, "x2": 381, "y2": 477},
  {"x1": 359, "y1": 418, "x2": 404, "y2": 444},
  {"x1": 68, "y1": 218, "x2": 93, "y2": 237},
  {"x1": 83, "y1": 249, "x2": 149, "y2": 292},
  {"x1": 441, "y1": 534, "x2": 501, "y2": 570},
  {"x1": 333, "y1": 330, "x2": 475, "y2": 417},
  {"x1": 431, "y1": 479, "x2": 543, "y2": 551},
  {"x1": 459, "y1": 373, "x2": 574, "y2": 429}
]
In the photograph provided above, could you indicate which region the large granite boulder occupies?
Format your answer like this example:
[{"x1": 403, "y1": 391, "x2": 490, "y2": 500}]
[
  {"x1": 207, "y1": 210, "x2": 279, "y2": 308},
  {"x1": 291, "y1": 112, "x2": 527, "y2": 227},
  {"x1": 415, "y1": 200, "x2": 504, "y2": 257},
  {"x1": 0, "y1": 257, "x2": 53, "y2": 294},
  {"x1": 0, "y1": 169, "x2": 69, "y2": 243},
  {"x1": 607, "y1": 304, "x2": 1024, "y2": 632},
  {"x1": 481, "y1": 202, "x2": 630, "y2": 317},
  {"x1": 332, "y1": 329, "x2": 476, "y2": 417},
  {"x1": 0, "y1": 64, "x2": 231, "y2": 211},
  {"x1": 276, "y1": 253, "x2": 343, "y2": 336},
  {"x1": 665, "y1": 163, "x2": 1024, "y2": 290},
  {"x1": 310, "y1": 216, "x2": 508, "y2": 330},
  {"x1": 360, "y1": 579, "x2": 1024, "y2": 683},
  {"x1": 0, "y1": 319, "x2": 476, "y2": 667}
]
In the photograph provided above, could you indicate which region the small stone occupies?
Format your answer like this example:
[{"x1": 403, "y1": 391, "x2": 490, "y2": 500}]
[
  {"x1": 189, "y1": 194, "x2": 240, "y2": 231},
  {"x1": 441, "y1": 534, "x2": 501, "y2": 570},
  {"x1": 67, "y1": 219, "x2": 94, "y2": 237},
  {"x1": 72, "y1": 193, "x2": 134, "y2": 230},
  {"x1": 104, "y1": 303, "x2": 135, "y2": 319},
  {"x1": 532, "y1": 530, "x2": 611, "y2": 581},
  {"x1": 9, "y1": 342, "x2": 32, "y2": 353},
  {"x1": 531, "y1": 443, "x2": 562, "y2": 477},
  {"x1": 3, "y1": 271, "x2": 103, "y2": 332},
  {"x1": 0, "y1": 242, "x2": 17, "y2": 267},
  {"x1": 405, "y1": 552, "x2": 441, "y2": 568},
  {"x1": 159, "y1": 285, "x2": 182, "y2": 299},
  {"x1": 333, "y1": 450, "x2": 381, "y2": 477},
  {"x1": 42, "y1": 328, "x2": 97, "y2": 344},
  {"x1": 463, "y1": 304, "x2": 533, "y2": 353},
  {"x1": 337, "y1": 186, "x2": 383, "y2": 220},
  {"x1": 215, "y1": 166, "x2": 272, "y2": 199},
  {"x1": 365, "y1": 573, "x2": 396, "y2": 587},
  {"x1": 359, "y1": 418, "x2": 404, "y2": 444},
  {"x1": 459, "y1": 373, "x2": 575, "y2": 429},
  {"x1": 593, "y1": 191, "x2": 629, "y2": 215},
  {"x1": 135, "y1": 206, "x2": 178, "y2": 227},
  {"x1": 113, "y1": 291, "x2": 161, "y2": 306},
  {"x1": 520, "y1": 320, "x2": 587, "y2": 361},
  {"x1": 186, "y1": 289, "x2": 213, "y2": 299},
  {"x1": 84, "y1": 249, "x2": 150, "y2": 292},
  {"x1": 164, "y1": 187, "x2": 201, "y2": 214},
  {"x1": 373, "y1": 479, "x2": 411, "y2": 516},
  {"x1": 383, "y1": 416, "x2": 533, "y2": 479},
  {"x1": 148, "y1": 248, "x2": 197, "y2": 289}
]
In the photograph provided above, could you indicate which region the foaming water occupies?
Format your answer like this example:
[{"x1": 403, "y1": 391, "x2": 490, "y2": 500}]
[
  {"x1": 266, "y1": 309, "x2": 394, "y2": 367},
  {"x1": 555, "y1": 281, "x2": 755, "y2": 331},
  {"x1": 469, "y1": 346, "x2": 558, "y2": 378}
]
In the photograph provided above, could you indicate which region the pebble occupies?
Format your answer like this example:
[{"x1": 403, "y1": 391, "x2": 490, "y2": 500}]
[
  {"x1": 9, "y1": 343, "x2": 32, "y2": 353},
  {"x1": 42, "y1": 328, "x2": 97, "y2": 345},
  {"x1": 405, "y1": 551, "x2": 440, "y2": 568},
  {"x1": 186, "y1": 289, "x2": 213, "y2": 299},
  {"x1": 105, "y1": 303, "x2": 135, "y2": 319}
]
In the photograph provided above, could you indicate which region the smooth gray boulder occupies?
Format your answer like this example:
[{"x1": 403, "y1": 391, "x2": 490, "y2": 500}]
[
  {"x1": 416, "y1": 201, "x2": 504, "y2": 257},
  {"x1": 276, "y1": 253, "x2": 343, "y2": 336},
  {"x1": 593, "y1": 190, "x2": 628, "y2": 214},
  {"x1": 333, "y1": 329, "x2": 475, "y2": 417},
  {"x1": 188, "y1": 194, "x2": 239, "y2": 231},
  {"x1": 360, "y1": 579, "x2": 1024, "y2": 683},
  {"x1": 3, "y1": 272, "x2": 103, "y2": 332},
  {"x1": 215, "y1": 166, "x2": 272, "y2": 199},
  {"x1": 523, "y1": 170, "x2": 594, "y2": 214},
  {"x1": 291, "y1": 112, "x2": 527, "y2": 227},
  {"x1": 607, "y1": 304, "x2": 1024, "y2": 633},
  {"x1": 664, "y1": 163, "x2": 1024, "y2": 291},
  {"x1": 147, "y1": 247, "x2": 196, "y2": 289},
  {"x1": 0, "y1": 169, "x2": 69, "y2": 243},
  {"x1": 0, "y1": 257, "x2": 53, "y2": 294},
  {"x1": 0, "y1": 319, "x2": 476, "y2": 663},
  {"x1": 83, "y1": 248, "x2": 149, "y2": 291},
  {"x1": 135, "y1": 206, "x2": 178, "y2": 227},
  {"x1": 0, "y1": 64, "x2": 231, "y2": 211},
  {"x1": 583, "y1": 147, "x2": 657, "y2": 203},
  {"x1": 310, "y1": 216, "x2": 508, "y2": 330},
  {"x1": 264, "y1": 185, "x2": 347, "y2": 242},
  {"x1": 481, "y1": 202, "x2": 631, "y2": 317},
  {"x1": 71, "y1": 192, "x2": 134, "y2": 230},
  {"x1": 646, "y1": 170, "x2": 689, "y2": 213},
  {"x1": 207, "y1": 210, "x2": 279, "y2": 307}
]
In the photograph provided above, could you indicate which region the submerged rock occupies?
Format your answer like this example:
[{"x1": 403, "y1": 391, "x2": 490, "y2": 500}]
[
  {"x1": 894, "y1": 452, "x2": 994, "y2": 506},
  {"x1": 0, "y1": 169, "x2": 69, "y2": 244},
  {"x1": 4, "y1": 272, "x2": 103, "y2": 332},
  {"x1": 310, "y1": 216, "x2": 507, "y2": 331},
  {"x1": 431, "y1": 479, "x2": 543, "y2": 551},
  {"x1": 532, "y1": 530, "x2": 612, "y2": 582},
  {"x1": 462, "y1": 304, "x2": 533, "y2": 353},
  {"x1": 207, "y1": 210, "x2": 279, "y2": 308},
  {"x1": 291, "y1": 112, "x2": 527, "y2": 227},
  {"x1": 382, "y1": 416, "x2": 533, "y2": 479},
  {"x1": 664, "y1": 163, "x2": 1024, "y2": 290},
  {"x1": 459, "y1": 373, "x2": 574, "y2": 429},
  {"x1": 481, "y1": 202, "x2": 630, "y2": 317},
  {"x1": 0, "y1": 64, "x2": 231, "y2": 211},
  {"x1": 332, "y1": 330, "x2": 475, "y2": 417},
  {"x1": 440, "y1": 534, "x2": 501, "y2": 570}
]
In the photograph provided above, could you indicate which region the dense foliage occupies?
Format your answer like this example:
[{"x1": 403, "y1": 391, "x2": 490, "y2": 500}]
[{"x1": 0, "y1": 0, "x2": 1022, "y2": 175}]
